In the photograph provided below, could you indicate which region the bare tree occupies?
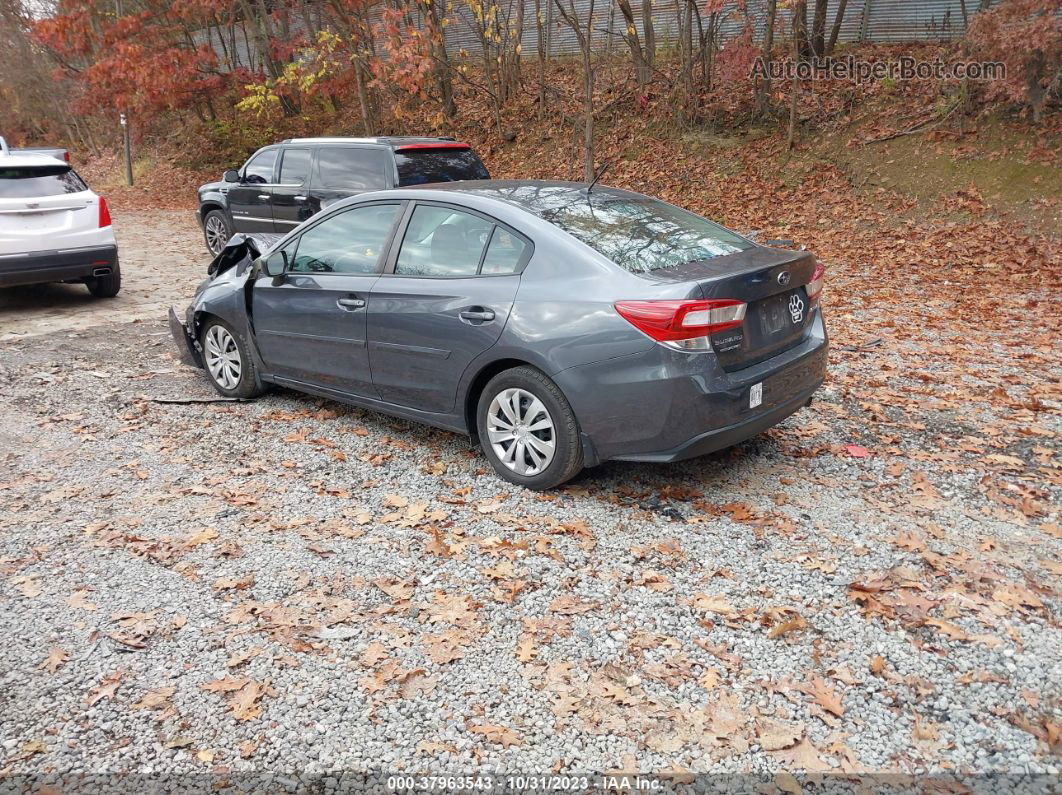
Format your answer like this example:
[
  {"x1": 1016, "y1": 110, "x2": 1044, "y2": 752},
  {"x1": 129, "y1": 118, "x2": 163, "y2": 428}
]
[
  {"x1": 756, "y1": 0, "x2": 778, "y2": 114},
  {"x1": 810, "y1": 0, "x2": 828, "y2": 55},
  {"x1": 616, "y1": 0, "x2": 651, "y2": 89},
  {"x1": 827, "y1": 0, "x2": 849, "y2": 54},
  {"x1": 553, "y1": 0, "x2": 596, "y2": 182}
]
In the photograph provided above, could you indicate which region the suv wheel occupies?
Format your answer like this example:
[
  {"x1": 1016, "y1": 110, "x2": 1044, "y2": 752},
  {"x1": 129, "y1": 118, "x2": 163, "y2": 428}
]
[
  {"x1": 201, "y1": 318, "x2": 265, "y2": 399},
  {"x1": 476, "y1": 366, "x2": 584, "y2": 490},
  {"x1": 85, "y1": 260, "x2": 121, "y2": 298},
  {"x1": 203, "y1": 210, "x2": 231, "y2": 256}
]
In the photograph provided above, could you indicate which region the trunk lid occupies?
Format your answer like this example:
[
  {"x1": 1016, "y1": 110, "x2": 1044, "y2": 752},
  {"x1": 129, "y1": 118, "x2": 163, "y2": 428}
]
[
  {"x1": 648, "y1": 246, "x2": 818, "y2": 370},
  {"x1": 0, "y1": 192, "x2": 96, "y2": 257}
]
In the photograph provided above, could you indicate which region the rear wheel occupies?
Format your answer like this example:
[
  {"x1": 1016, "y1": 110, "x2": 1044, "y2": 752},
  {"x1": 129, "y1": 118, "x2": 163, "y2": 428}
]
[
  {"x1": 200, "y1": 318, "x2": 264, "y2": 399},
  {"x1": 203, "y1": 210, "x2": 231, "y2": 256},
  {"x1": 85, "y1": 261, "x2": 121, "y2": 298},
  {"x1": 476, "y1": 366, "x2": 583, "y2": 490}
]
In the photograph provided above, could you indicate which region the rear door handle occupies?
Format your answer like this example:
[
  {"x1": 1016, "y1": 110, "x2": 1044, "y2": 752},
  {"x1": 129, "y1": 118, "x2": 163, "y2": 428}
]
[
  {"x1": 459, "y1": 308, "x2": 495, "y2": 323},
  {"x1": 257, "y1": 193, "x2": 270, "y2": 200},
  {"x1": 294, "y1": 195, "x2": 308, "y2": 201},
  {"x1": 337, "y1": 297, "x2": 366, "y2": 310}
]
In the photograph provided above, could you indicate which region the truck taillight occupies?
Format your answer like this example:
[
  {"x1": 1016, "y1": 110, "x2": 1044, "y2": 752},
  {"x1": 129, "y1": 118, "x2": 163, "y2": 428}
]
[
  {"x1": 98, "y1": 196, "x2": 112, "y2": 228},
  {"x1": 614, "y1": 299, "x2": 746, "y2": 352},
  {"x1": 806, "y1": 262, "x2": 825, "y2": 302}
]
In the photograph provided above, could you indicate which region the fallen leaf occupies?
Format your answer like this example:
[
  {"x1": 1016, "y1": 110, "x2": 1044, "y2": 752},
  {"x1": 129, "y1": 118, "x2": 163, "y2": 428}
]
[
  {"x1": 39, "y1": 647, "x2": 69, "y2": 674},
  {"x1": 66, "y1": 590, "x2": 99, "y2": 611},
  {"x1": 469, "y1": 723, "x2": 522, "y2": 748}
]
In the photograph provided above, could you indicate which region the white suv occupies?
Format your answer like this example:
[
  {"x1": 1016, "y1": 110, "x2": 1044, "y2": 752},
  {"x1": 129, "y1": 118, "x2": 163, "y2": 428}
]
[{"x1": 0, "y1": 137, "x2": 120, "y2": 297}]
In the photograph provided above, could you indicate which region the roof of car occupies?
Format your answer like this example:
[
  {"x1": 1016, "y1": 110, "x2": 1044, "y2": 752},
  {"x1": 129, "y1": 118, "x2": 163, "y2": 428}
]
[
  {"x1": 394, "y1": 179, "x2": 645, "y2": 214},
  {"x1": 281, "y1": 136, "x2": 460, "y2": 147}
]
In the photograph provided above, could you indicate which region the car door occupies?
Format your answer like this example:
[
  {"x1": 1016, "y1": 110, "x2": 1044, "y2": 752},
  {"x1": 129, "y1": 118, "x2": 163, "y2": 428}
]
[
  {"x1": 228, "y1": 147, "x2": 278, "y2": 233},
  {"x1": 270, "y1": 147, "x2": 314, "y2": 232},
  {"x1": 251, "y1": 201, "x2": 405, "y2": 397},
  {"x1": 366, "y1": 202, "x2": 531, "y2": 414},
  {"x1": 307, "y1": 146, "x2": 393, "y2": 213}
]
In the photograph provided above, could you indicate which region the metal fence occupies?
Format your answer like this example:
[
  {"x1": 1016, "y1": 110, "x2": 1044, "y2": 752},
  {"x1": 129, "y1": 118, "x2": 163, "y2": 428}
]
[{"x1": 198, "y1": 0, "x2": 1002, "y2": 73}]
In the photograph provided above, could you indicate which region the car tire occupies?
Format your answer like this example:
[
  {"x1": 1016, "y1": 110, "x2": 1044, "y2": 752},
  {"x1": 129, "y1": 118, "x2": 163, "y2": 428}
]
[
  {"x1": 85, "y1": 261, "x2": 121, "y2": 298},
  {"x1": 476, "y1": 366, "x2": 584, "y2": 490},
  {"x1": 200, "y1": 317, "x2": 265, "y2": 399},
  {"x1": 203, "y1": 209, "x2": 232, "y2": 256}
]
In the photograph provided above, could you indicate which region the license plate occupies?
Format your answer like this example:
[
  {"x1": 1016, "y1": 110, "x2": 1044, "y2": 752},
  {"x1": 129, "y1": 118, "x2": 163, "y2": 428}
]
[
  {"x1": 749, "y1": 382, "x2": 762, "y2": 409},
  {"x1": 759, "y1": 293, "x2": 788, "y2": 336}
]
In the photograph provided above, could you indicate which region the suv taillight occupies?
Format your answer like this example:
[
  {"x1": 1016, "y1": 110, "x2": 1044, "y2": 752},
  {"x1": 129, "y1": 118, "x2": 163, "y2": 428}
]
[
  {"x1": 98, "y1": 196, "x2": 112, "y2": 228},
  {"x1": 806, "y1": 262, "x2": 825, "y2": 302},
  {"x1": 614, "y1": 299, "x2": 746, "y2": 352}
]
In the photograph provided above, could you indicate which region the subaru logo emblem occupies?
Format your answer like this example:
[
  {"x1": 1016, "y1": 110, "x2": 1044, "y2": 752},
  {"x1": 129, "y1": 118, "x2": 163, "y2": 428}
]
[{"x1": 777, "y1": 271, "x2": 791, "y2": 286}]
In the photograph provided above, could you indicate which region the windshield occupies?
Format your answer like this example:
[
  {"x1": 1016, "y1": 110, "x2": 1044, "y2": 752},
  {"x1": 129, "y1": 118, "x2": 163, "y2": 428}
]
[
  {"x1": 395, "y1": 149, "x2": 489, "y2": 186},
  {"x1": 0, "y1": 165, "x2": 87, "y2": 198},
  {"x1": 539, "y1": 194, "x2": 753, "y2": 272}
]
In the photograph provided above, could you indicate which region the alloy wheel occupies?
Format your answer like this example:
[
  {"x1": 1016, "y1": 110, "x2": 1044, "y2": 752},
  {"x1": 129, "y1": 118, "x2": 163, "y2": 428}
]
[
  {"x1": 204, "y1": 325, "x2": 242, "y2": 391},
  {"x1": 205, "y1": 215, "x2": 228, "y2": 255},
  {"x1": 486, "y1": 387, "x2": 556, "y2": 476}
]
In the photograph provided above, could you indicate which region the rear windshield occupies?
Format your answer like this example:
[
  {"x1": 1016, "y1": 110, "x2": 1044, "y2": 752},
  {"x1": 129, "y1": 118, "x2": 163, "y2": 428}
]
[
  {"x1": 540, "y1": 195, "x2": 753, "y2": 273},
  {"x1": 396, "y1": 149, "x2": 490, "y2": 186},
  {"x1": 0, "y1": 165, "x2": 87, "y2": 198}
]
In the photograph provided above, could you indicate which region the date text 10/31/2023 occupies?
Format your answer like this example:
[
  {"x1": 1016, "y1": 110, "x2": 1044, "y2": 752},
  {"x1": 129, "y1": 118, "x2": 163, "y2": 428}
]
[{"x1": 387, "y1": 775, "x2": 667, "y2": 792}]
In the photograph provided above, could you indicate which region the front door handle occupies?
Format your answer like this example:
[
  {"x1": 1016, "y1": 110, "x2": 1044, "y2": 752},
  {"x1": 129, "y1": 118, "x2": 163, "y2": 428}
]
[
  {"x1": 257, "y1": 193, "x2": 270, "y2": 200},
  {"x1": 459, "y1": 308, "x2": 495, "y2": 323},
  {"x1": 337, "y1": 297, "x2": 366, "y2": 310},
  {"x1": 294, "y1": 195, "x2": 308, "y2": 201}
]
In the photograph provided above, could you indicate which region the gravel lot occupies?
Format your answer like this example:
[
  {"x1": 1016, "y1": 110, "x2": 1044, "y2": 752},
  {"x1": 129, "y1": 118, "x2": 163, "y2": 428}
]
[{"x1": 0, "y1": 210, "x2": 1059, "y2": 790}]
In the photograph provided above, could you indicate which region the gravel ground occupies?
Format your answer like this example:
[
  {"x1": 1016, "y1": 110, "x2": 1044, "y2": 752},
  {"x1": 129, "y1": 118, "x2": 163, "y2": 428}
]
[{"x1": 0, "y1": 211, "x2": 1059, "y2": 792}]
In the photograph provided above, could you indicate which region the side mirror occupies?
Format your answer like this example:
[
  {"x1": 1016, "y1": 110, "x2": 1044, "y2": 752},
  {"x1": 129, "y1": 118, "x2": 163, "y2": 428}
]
[
  {"x1": 259, "y1": 250, "x2": 289, "y2": 283},
  {"x1": 223, "y1": 169, "x2": 240, "y2": 183}
]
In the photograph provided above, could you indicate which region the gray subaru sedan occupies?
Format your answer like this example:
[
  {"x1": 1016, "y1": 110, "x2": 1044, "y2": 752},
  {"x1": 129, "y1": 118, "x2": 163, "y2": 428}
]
[{"x1": 170, "y1": 180, "x2": 827, "y2": 489}]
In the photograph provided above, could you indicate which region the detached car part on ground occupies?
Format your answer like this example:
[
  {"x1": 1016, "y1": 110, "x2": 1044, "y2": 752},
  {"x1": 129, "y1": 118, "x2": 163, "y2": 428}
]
[
  {"x1": 0, "y1": 137, "x2": 120, "y2": 296},
  {"x1": 171, "y1": 181, "x2": 827, "y2": 489}
]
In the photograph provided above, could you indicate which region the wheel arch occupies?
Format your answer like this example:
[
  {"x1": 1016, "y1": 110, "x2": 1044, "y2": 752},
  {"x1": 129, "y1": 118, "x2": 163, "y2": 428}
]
[{"x1": 463, "y1": 357, "x2": 538, "y2": 441}]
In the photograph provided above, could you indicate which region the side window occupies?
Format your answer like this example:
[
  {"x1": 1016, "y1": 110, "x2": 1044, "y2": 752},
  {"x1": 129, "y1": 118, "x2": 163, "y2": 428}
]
[
  {"x1": 278, "y1": 148, "x2": 311, "y2": 185},
  {"x1": 243, "y1": 149, "x2": 277, "y2": 184},
  {"x1": 289, "y1": 203, "x2": 400, "y2": 275},
  {"x1": 395, "y1": 205, "x2": 492, "y2": 278},
  {"x1": 480, "y1": 227, "x2": 528, "y2": 275},
  {"x1": 314, "y1": 147, "x2": 390, "y2": 190}
]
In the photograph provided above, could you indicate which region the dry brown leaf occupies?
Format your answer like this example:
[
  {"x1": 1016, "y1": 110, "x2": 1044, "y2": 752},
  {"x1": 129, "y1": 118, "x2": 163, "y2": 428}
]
[
  {"x1": 66, "y1": 590, "x2": 99, "y2": 611},
  {"x1": 691, "y1": 593, "x2": 735, "y2": 614},
  {"x1": 469, "y1": 723, "x2": 522, "y2": 748},
  {"x1": 39, "y1": 647, "x2": 69, "y2": 674},
  {"x1": 85, "y1": 670, "x2": 123, "y2": 706},
  {"x1": 758, "y1": 719, "x2": 803, "y2": 751},
  {"x1": 132, "y1": 686, "x2": 176, "y2": 710},
  {"x1": 549, "y1": 595, "x2": 599, "y2": 614}
]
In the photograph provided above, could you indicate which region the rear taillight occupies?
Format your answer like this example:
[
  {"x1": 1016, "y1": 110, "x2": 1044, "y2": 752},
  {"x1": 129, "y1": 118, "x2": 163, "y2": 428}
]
[
  {"x1": 614, "y1": 299, "x2": 746, "y2": 352},
  {"x1": 98, "y1": 196, "x2": 112, "y2": 228},
  {"x1": 64, "y1": 151, "x2": 70, "y2": 162},
  {"x1": 806, "y1": 262, "x2": 825, "y2": 302}
]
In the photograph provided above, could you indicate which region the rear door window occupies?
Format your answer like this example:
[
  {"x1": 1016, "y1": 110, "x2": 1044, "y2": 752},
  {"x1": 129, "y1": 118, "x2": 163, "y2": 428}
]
[
  {"x1": 314, "y1": 147, "x2": 390, "y2": 190},
  {"x1": 0, "y1": 166, "x2": 87, "y2": 198},
  {"x1": 243, "y1": 149, "x2": 278, "y2": 184},
  {"x1": 278, "y1": 148, "x2": 312, "y2": 185},
  {"x1": 480, "y1": 227, "x2": 528, "y2": 274},
  {"x1": 395, "y1": 205, "x2": 493, "y2": 277},
  {"x1": 395, "y1": 149, "x2": 489, "y2": 186}
]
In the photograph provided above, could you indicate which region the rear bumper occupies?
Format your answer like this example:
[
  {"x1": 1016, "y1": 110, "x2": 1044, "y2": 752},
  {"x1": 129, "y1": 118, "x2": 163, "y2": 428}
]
[
  {"x1": 0, "y1": 244, "x2": 118, "y2": 288},
  {"x1": 556, "y1": 309, "x2": 828, "y2": 464},
  {"x1": 168, "y1": 305, "x2": 203, "y2": 368}
]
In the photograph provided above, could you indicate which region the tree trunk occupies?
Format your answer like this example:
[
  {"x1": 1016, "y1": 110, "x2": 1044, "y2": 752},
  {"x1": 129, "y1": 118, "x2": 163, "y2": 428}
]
[
  {"x1": 616, "y1": 0, "x2": 650, "y2": 88},
  {"x1": 788, "y1": 9, "x2": 801, "y2": 149},
  {"x1": 535, "y1": 0, "x2": 547, "y2": 119},
  {"x1": 826, "y1": 0, "x2": 848, "y2": 54},
  {"x1": 642, "y1": 0, "x2": 655, "y2": 70},
  {"x1": 423, "y1": 0, "x2": 457, "y2": 118},
  {"x1": 793, "y1": 0, "x2": 810, "y2": 59},
  {"x1": 756, "y1": 0, "x2": 777, "y2": 113},
  {"x1": 810, "y1": 0, "x2": 827, "y2": 56}
]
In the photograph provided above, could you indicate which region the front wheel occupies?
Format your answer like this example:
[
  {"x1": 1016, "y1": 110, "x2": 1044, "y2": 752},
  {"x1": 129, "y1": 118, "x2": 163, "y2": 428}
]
[
  {"x1": 200, "y1": 318, "x2": 265, "y2": 399},
  {"x1": 476, "y1": 366, "x2": 584, "y2": 490}
]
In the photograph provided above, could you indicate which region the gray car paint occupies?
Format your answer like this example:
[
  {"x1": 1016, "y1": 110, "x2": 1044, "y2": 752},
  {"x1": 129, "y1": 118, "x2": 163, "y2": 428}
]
[{"x1": 173, "y1": 181, "x2": 828, "y2": 465}]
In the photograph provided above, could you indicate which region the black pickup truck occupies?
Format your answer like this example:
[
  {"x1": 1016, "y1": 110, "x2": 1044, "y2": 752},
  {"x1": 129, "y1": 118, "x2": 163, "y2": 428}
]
[{"x1": 195, "y1": 137, "x2": 490, "y2": 255}]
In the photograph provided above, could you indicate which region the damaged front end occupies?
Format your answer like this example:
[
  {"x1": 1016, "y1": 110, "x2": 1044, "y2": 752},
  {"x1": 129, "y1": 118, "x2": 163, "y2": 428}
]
[{"x1": 169, "y1": 232, "x2": 283, "y2": 369}]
